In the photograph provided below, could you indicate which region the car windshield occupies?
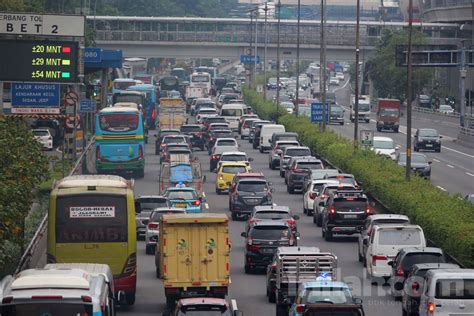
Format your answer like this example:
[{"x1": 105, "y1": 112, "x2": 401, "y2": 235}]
[
  {"x1": 221, "y1": 109, "x2": 242, "y2": 116},
  {"x1": 33, "y1": 130, "x2": 49, "y2": 136},
  {"x1": 403, "y1": 253, "x2": 445, "y2": 269},
  {"x1": 418, "y1": 129, "x2": 438, "y2": 137},
  {"x1": 333, "y1": 199, "x2": 367, "y2": 212},
  {"x1": 373, "y1": 139, "x2": 395, "y2": 149},
  {"x1": 380, "y1": 108, "x2": 399, "y2": 116},
  {"x1": 439, "y1": 105, "x2": 452, "y2": 111},
  {"x1": 399, "y1": 154, "x2": 426, "y2": 164},
  {"x1": 99, "y1": 113, "x2": 139, "y2": 132},
  {"x1": 181, "y1": 126, "x2": 201, "y2": 133},
  {"x1": 281, "y1": 102, "x2": 294, "y2": 109},
  {"x1": 150, "y1": 210, "x2": 185, "y2": 222},
  {"x1": 298, "y1": 162, "x2": 322, "y2": 170},
  {"x1": 250, "y1": 226, "x2": 290, "y2": 239},
  {"x1": 378, "y1": 229, "x2": 422, "y2": 245},
  {"x1": 222, "y1": 166, "x2": 247, "y2": 174},
  {"x1": 166, "y1": 190, "x2": 197, "y2": 200},
  {"x1": 222, "y1": 154, "x2": 246, "y2": 161},
  {"x1": 160, "y1": 130, "x2": 180, "y2": 137},
  {"x1": 213, "y1": 131, "x2": 233, "y2": 138},
  {"x1": 254, "y1": 211, "x2": 291, "y2": 220},
  {"x1": 138, "y1": 198, "x2": 170, "y2": 210},
  {"x1": 331, "y1": 106, "x2": 344, "y2": 114},
  {"x1": 305, "y1": 287, "x2": 353, "y2": 304},
  {"x1": 435, "y1": 279, "x2": 474, "y2": 299},
  {"x1": 311, "y1": 169, "x2": 340, "y2": 180},
  {"x1": 286, "y1": 148, "x2": 311, "y2": 156},
  {"x1": 163, "y1": 137, "x2": 186, "y2": 144},
  {"x1": 207, "y1": 118, "x2": 227, "y2": 124},
  {"x1": 177, "y1": 305, "x2": 231, "y2": 316},
  {"x1": 199, "y1": 109, "x2": 217, "y2": 114},
  {"x1": 216, "y1": 140, "x2": 236, "y2": 146},
  {"x1": 237, "y1": 181, "x2": 268, "y2": 192}
]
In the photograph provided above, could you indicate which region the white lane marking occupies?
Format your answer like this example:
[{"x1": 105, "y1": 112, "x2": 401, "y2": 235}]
[
  {"x1": 433, "y1": 158, "x2": 440, "y2": 163},
  {"x1": 437, "y1": 186, "x2": 447, "y2": 191},
  {"x1": 202, "y1": 192, "x2": 206, "y2": 198},
  {"x1": 205, "y1": 203, "x2": 209, "y2": 209},
  {"x1": 446, "y1": 164, "x2": 455, "y2": 169},
  {"x1": 334, "y1": 78, "x2": 350, "y2": 91},
  {"x1": 466, "y1": 172, "x2": 474, "y2": 177},
  {"x1": 55, "y1": 147, "x2": 62, "y2": 153}
]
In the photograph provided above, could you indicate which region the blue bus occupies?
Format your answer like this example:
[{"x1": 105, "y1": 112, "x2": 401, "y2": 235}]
[
  {"x1": 95, "y1": 107, "x2": 145, "y2": 178},
  {"x1": 127, "y1": 84, "x2": 158, "y2": 130}
]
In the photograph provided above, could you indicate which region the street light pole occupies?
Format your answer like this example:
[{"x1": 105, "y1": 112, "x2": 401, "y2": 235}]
[
  {"x1": 276, "y1": 0, "x2": 281, "y2": 111},
  {"x1": 295, "y1": 0, "x2": 301, "y2": 116},
  {"x1": 254, "y1": 11, "x2": 258, "y2": 88},
  {"x1": 264, "y1": 2, "x2": 268, "y2": 100},
  {"x1": 353, "y1": 0, "x2": 360, "y2": 148},
  {"x1": 320, "y1": 0, "x2": 327, "y2": 131},
  {"x1": 249, "y1": 10, "x2": 254, "y2": 88},
  {"x1": 405, "y1": 0, "x2": 414, "y2": 181}
]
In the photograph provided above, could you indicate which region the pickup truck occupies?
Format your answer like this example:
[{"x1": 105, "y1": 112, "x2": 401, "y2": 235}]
[{"x1": 159, "y1": 161, "x2": 205, "y2": 195}]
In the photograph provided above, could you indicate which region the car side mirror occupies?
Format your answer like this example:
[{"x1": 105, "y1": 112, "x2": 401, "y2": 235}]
[
  {"x1": 439, "y1": 135, "x2": 443, "y2": 139},
  {"x1": 134, "y1": 201, "x2": 141, "y2": 214},
  {"x1": 353, "y1": 297, "x2": 363, "y2": 305},
  {"x1": 293, "y1": 215, "x2": 300, "y2": 220},
  {"x1": 142, "y1": 219, "x2": 149, "y2": 226},
  {"x1": 202, "y1": 175, "x2": 206, "y2": 182},
  {"x1": 428, "y1": 161, "x2": 432, "y2": 164},
  {"x1": 241, "y1": 232, "x2": 247, "y2": 238},
  {"x1": 412, "y1": 282, "x2": 420, "y2": 291},
  {"x1": 387, "y1": 261, "x2": 394, "y2": 266},
  {"x1": 319, "y1": 201, "x2": 326, "y2": 206},
  {"x1": 248, "y1": 157, "x2": 254, "y2": 162}
]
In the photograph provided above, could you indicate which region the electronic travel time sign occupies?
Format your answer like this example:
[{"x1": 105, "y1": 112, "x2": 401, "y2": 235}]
[{"x1": 0, "y1": 40, "x2": 79, "y2": 83}]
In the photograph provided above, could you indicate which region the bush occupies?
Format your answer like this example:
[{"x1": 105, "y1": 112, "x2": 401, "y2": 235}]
[
  {"x1": 242, "y1": 87, "x2": 287, "y2": 121},
  {"x1": 244, "y1": 89, "x2": 474, "y2": 267}
]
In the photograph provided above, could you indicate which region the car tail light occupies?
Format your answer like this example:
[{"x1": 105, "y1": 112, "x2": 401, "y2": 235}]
[
  {"x1": 271, "y1": 262, "x2": 277, "y2": 270},
  {"x1": 192, "y1": 200, "x2": 201, "y2": 206},
  {"x1": 287, "y1": 219, "x2": 296, "y2": 227},
  {"x1": 396, "y1": 265, "x2": 405, "y2": 277},
  {"x1": 329, "y1": 207, "x2": 335, "y2": 215},
  {"x1": 2, "y1": 296, "x2": 13, "y2": 304},
  {"x1": 412, "y1": 282, "x2": 419, "y2": 291},
  {"x1": 427, "y1": 302, "x2": 435, "y2": 313},
  {"x1": 81, "y1": 295, "x2": 92, "y2": 303},
  {"x1": 196, "y1": 131, "x2": 203, "y2": 137},
  {"x1": 96, "y1": 146, "x2": 101, "y2": 161},
  {"x1": 151, "y1": 109, "x2": 156, "y2": 120},
  {"x1": 138, "y1": 145, "x2": 143, "y2": 160},
  {"x1": 148, "y1": 223, "x2": 158, "y2": 230},
  {"x1": 366, "y1": 207, "x2": 372, "y2": 214},
  {"x1": 121, "y1": 253, "x2": 137, "y2": 276},
  {"x1": 372, "y1": 255, "x2": 387, "y2": 266},
  {"x1": 161, "y1": 143, "x2": 166, "y2": 147},
  {"x1": 309, "y1": 192, "x2": 317, "y2": 199},
  {"x1": 296, "y1": 305, "x2": 305, "y2": 313},
  {"x1": 320, "y1": 194, "x2": 327, "y2": 200},
  {"x1": 211, "y1": 154, "x2": 219, "y2": 160},
  {"x1": 292, "y1": 168, "x2": 304, "y2": 173}
]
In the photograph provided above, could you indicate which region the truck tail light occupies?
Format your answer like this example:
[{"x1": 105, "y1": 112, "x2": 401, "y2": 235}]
[
  {"x1": 138, "y1": 145, "x2": 143, "y2": 160},
  {"x1": 320, "y1": 194, "x2": 327, "y2": 200},
  {"x1": 148, "y1": 223, "x2": 158, "y2": 230},
  {"x1": 96, "y1": 146, "x2": 101, "y2": 161},
  {"x1": 372, "y1": 255, "x2": 387, "y2": 266},
  {"x1": 427, "y1": 302, "x2": 435, "y2": 314},
  {"x1": 329, "y1": 207, "x2": 335, "y2": 215}
]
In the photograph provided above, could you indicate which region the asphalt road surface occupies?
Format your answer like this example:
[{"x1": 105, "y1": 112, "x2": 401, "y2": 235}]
[{"x1": 118, "y1": 127, "x2": 405, "y2": 316}]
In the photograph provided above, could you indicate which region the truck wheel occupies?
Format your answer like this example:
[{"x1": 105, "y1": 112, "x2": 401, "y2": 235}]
[
  {"x1": 216, "y1": 188, "x2": 221, "y2": 195},
  {"x1": 125, "y1": 292, "x2": 136, "y2": 305},
  {"x1": 259, "y1": 146, "x2": 264, "y2": 153}
]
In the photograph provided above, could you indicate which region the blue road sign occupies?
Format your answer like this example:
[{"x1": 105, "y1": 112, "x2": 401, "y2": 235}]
[
  {"x1": 240, "y1": 54, "x2": 260, "y2": 64},
  {"x1": 79, "y1": 99, "x2": 97, "y2": 113},
  {"x1": 11, "y1": 83, "x2": 60, "y2": 114},
  {"x1": 83, "y1": 48, "x2": 103, "y2": 63},
  {"x1": 311, "y1": 102, "x2": 330, "y2": 123}
]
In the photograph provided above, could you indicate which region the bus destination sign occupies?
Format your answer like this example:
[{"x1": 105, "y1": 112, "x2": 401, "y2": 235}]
[{"x1": 0, "y1": 40, "x2": 79, "y2": 83}]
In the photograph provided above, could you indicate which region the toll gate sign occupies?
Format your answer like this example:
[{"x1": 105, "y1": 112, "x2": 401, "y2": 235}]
[{"x1": 0, "y1": 39, "x2": 79, "y2": 83}]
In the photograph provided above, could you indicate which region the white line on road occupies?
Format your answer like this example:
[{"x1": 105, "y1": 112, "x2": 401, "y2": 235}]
[
  {"x1": 437, "y1": 186, "x2": 447, "y2": 191},
  {"x1": 433, "y1": 158, "x2": 440, "y2": 163},
  {"x1": 466, "y1": 172, "x2": 474, "y2": 177},
  {"x1": 334, "y1": 78, "x2": 350, "y2": 92},
  {"x1": 446, "y1": 164, "x2": 455, "y2": 169}
]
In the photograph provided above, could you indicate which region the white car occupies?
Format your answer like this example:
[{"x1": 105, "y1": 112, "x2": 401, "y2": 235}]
[
  {"x1": 280, "y1": 101, "x2": 295, "y2": 114},
  {"x1": 32, "y1": 128, "x2": 53, "y2": 150},
  {"x1": 145, "y1": 207, "x2": 186, "y2": 255},
  {"x1": 241, "y1": 118, "x2": 259, "y2": 139},
  {"x1": 216, "y1": 151, "x2": 253, "y2": 171},
  {"x1": 329, "y1": 77, "x2": 339, "y2": 85},
  {"x1": 371, "y1": 136, "x2": 399, "y2": 160},
  {"x1": 335, "y1": 72, "x2": 345, "y2": 81},
  {"x1": 303, "y1": 179, "x2": 339, "y2": 216},
  {"x1": 438, "y1": 104, "x2": 454, "y2": 114},
  {"x1": 196, "y1": 108, "x2": 218, "y2": 123}
]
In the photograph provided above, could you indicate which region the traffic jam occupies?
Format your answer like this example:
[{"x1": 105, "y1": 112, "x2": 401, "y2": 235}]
[{"x1": 1, "y1": 69, "x2": 473, "y2": 316}]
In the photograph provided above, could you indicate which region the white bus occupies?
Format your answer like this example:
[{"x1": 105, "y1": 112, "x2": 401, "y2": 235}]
[{"x1": 189, "y1": 72, "x2": 212, "y2": 94}]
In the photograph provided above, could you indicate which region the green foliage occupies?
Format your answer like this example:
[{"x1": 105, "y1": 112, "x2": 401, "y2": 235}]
[
  {"x1": 367, "y1": 29, "x2": 433, "y2": 101},
  {"x1": 242, "y1": 89, "x2": 474, "y2": 267},
  {"x1": 242, "y1": 87, "x2": 287, "y2": 122},
  {"x1": 0, "y1": 119, "x2": 49, "y2": 273}
]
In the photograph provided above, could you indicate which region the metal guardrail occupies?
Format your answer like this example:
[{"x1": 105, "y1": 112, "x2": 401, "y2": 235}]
[
  {"x1": 412, "y1": 106, "x2": 474, "y2": 120},
  {"x1": 15, "y1": 138, "x2": 96, "y2": 275}
]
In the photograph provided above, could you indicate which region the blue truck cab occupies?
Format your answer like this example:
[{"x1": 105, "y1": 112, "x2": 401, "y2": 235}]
[{"x1": 127, "y1": 84, "x2": 158, "y2": 130}]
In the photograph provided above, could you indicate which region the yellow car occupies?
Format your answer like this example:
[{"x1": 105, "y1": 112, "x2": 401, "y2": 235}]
[{"x1": 215, "y1": 162, "x2": 250, "y2": 194}]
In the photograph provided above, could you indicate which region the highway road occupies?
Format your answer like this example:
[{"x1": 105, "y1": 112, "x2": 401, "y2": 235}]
[
  {"x1": 269, "y1": 78, "x2": 474, "y2": 196},
  {"x1": 117, "y1": 126, "x2": 404, "y2": 316}
]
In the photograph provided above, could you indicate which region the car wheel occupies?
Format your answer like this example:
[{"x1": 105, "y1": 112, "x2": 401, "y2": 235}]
[
  {"x1": 325, "y1": 229, "x2": 333, "y2": 241},
  {"x1": 394, "y1": 127, "x2": 399, "y2": 133},
  {"x1": 200, "y1": 145, "x2": 205, "y2": 151},
  {"x1": 259, "y1": 147, "x2": 264, "y2": 153},
  {"x1": 340, "y1": 122, "x2": 344, "y2": 125},
  {"x1": 358, "y1": 246, "x2": 363, "y2": 262},
  {"x1": 125, "y1": 292, "x2": 136, "y2": 305},
  {"x1": 216, "y1": 188, "x2": 221, "y2": 195},
  {"x1": 317, "y1": 214, "x2": 322, "y2": 227},
  {"x1": 231, "y1": 212, "x2": 237, "y2": 221},
  {"x1": 436, "y1": 147, "x2": 441, "y2": 153},
  {"x1": 313, "y1": 214, "x2": 317, "y2": 224},
  {"x1": 268, "y1": 289, "x2": 276, "y2": 303},
  {"x1": 145, "y1": 245, "x2": 154, "y2": 255},
  {"x1": 252, "y1": 142, "x2": 257, "y2": 149},
  {"x1": 288, "y1": 186, "x2": 294, "y2": 194},
  {"x1": 135, "y1": 169, "x2": 145, "y2": 179},
  {"x1": 244, "y1": 264, "x2": 251, "y2": 274},
  {"x1": 279, "y1": 170, "x2": 284, "y2": 177},
  {"x1": 303, "y1": 207, "x2": 307, "y2": 214},
  {"x1": 376, "y1": 126, "x2": 382, "y2": 132},
  {"x1": 414, "y1": 146, "x2": 418, "y2": 152}
]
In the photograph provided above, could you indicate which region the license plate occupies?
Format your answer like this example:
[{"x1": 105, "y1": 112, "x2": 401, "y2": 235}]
[
  {"x1": 344, "y1": 214, "x2": 358, "y2": 219},
  {"x1": 261, "y1": 248, "x2": 275, "y2": 254},
  {"x1": 175, "y1": 203, "x2": 187, "y2": 207},
  {"x1": 425, "y1": 144, "x2": 433, "y2": 147},
  {"x1": 116, "y1": 164, "x2": 125, "y2": 169}
]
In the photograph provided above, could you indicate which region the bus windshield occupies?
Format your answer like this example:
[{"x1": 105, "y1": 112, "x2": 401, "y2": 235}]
[
  {"x1": 55, "y1": 194, "x2": 128, "y2": 243},
  {"x1": 1, "y1": 303, "x2": 91, "y2": 315},
  {"x1": 99, "y1": 113, "x2": 139, "y2": 132},
  {"x1": 113, "y1": 81, "x2": 135, "y2": 90},
  {"x1": 192, "y1": 75, "x2": 210, "y2": 83},
  {"x1": 113, "y1": 94, "x2": 144, "y2": 105}
]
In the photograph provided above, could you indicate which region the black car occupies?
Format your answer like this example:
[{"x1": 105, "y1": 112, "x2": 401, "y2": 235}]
[
  {"x1": 414, "y1": 128, "x2": 442, "y2": 152},
  {"x1": 397, "y1": 153, "x2": 432, "y2": 179},
  {"x1": 229, "y1": 179, "x2": 273, "y2": 220},
  {"x1": 192, "y1": 101, "x2": 216, "y2": 116},
  {"x1": 285, "y1": 157, "x2": 324, "y2": 193},
  {"x1": 180, "y1": 124, "x2": 206, "y2": 150},
  {"x1": 206, "y1": 129, "x2": 234, "y2": 152},
  {"x1": 202, "y1": 116, "x2": 227, "y2": 129},
  {"x1": 389, "y1": 247, "x2": 446, "y2": 299},
  {"x1": 241, "y1": 221, "x2": 298, "y2": 273},
  {"x1": 155, "y1": 129, "x2": 180, "y2": 154},
  {"x1": 248, "y1": 120, "x2": 269, "y2": 143},
  {"x1": 252, "y1": 121, "x2": 272, "y2": 149},
  {"x1": 321, "y1": 189, "x2": 371, "y2": 241}
]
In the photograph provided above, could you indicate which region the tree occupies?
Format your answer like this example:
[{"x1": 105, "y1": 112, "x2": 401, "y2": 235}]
[{"x1": 367, "y1": 29, "x2": 433, "y2": 102}]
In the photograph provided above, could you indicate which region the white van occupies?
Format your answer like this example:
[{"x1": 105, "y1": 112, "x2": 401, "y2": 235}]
[
  {"x1": 0, "y1": 263, "x2": 117, "y2": 315},
  {"x1": 259, "y1": 124, "x2": 285, "y2": 153},
  {"x1": 419, "y1": 269, "x2": 474, "y2": 316},
  {"x1": 365, "y1": 224, "x2": 426, "y2": 283},
  {"x1": 220, "y1": 103, "x2": 248, "y2": 131}
]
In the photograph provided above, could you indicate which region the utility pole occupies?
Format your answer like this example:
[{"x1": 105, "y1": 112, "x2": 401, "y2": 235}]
[
  {"x1": 264, "y1": 2, "x2": 268, "y2": 99},
  {"x1": 405, "y1": 0, "x2": 414, "y2": 181},
  {"x1": 276, "y1": 0, "x2": 281, "y2": 111},
  {"x1": 249, "y1": 10, "x2": 254, "y2": 88},
  {"x1": 320, "y1": 0, "x2": 327, "y2": 131},
  {"x1": 295, "y1": 0, "x2": 301, "y2": 116},
  {"x1": 353, "y1": 0, "x2": 360, "y2": 148},
  {"x1": 254, "y1": 11, "x2": 258, "y2": 88},
  {"x1": 459, "y1": 40, "x2": 467, "y2": 127}
]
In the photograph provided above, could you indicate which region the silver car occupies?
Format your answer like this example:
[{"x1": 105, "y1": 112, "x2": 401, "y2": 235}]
[
  {"x1": 145, "y1": 207, "x2": 186, "y2": 255},
  {"x1": 135, "y1": 196, "x2": 170, "y2": 239}
]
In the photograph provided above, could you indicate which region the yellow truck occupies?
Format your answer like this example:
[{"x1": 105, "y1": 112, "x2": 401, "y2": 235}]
[
  {"x1": 156, "y1": 213, "x2": 231, "y2": 307},
  {"x1": 158, "y1": 97, "x2": 186, "y2": 130}
]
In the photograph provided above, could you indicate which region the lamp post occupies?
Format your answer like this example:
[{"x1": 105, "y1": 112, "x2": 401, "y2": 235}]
[
  {"x1": 405, "y1": 0, "x2": 414, "y2": 181},
  {"x1": 353, "y1": 0, "x2": 360, "y2": 148},
  {"x1": 320, "y1": 0, "x2": 327, "y2": 131},
  {"x1": 295, "y1": 0, "x2": 301, "y2": 115},
  {"x1": 264, "y1": 2, "x2": 269, "y2": 99},
  {"x1": 276, "y1": 0, "x2": 281, "y2": 111},
  {"x1": 254, "y1": 10, "x2": 258, "y2": 88},
  {"x1": 249, "y1": 9, "x2": 254, "y2": 88}
]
